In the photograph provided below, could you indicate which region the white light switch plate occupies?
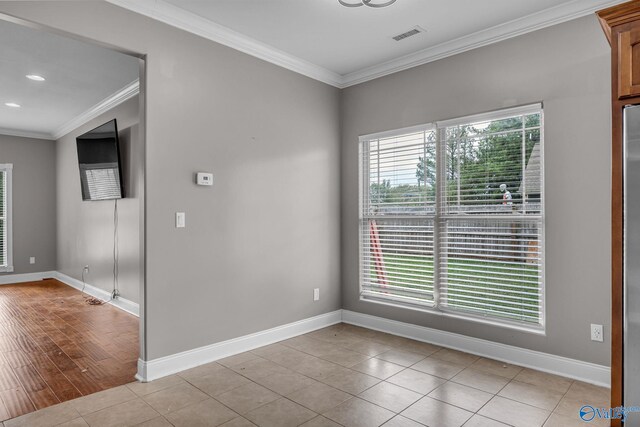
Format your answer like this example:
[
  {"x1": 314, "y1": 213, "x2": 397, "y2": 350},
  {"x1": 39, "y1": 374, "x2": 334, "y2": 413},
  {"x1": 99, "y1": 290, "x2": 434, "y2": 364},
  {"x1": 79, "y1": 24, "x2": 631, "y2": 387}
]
[{"x1": 176, "y1": 212, "x2": 186, "y2": 228}]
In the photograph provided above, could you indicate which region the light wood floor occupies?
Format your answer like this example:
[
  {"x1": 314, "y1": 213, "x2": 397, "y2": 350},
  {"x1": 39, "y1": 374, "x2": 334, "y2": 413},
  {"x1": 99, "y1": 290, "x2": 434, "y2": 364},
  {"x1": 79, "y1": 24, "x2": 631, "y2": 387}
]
[{"x1": 0, "y1": 279, "x2": 138, "y2": 422}]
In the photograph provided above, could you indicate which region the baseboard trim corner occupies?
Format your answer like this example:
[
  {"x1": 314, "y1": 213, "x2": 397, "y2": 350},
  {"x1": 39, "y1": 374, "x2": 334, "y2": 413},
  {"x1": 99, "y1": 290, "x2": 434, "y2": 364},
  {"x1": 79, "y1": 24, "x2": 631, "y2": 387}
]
[
  {"x1": 137, "y1": 309, "x2": 342, "y2": 382},
  {"x1": 135, "y1": 358, "x2": 147, "y2": 383},
  {"x1": 54, "y1": 271, "x2": 140, "y2": 317},
  {"x1": 0, "y1": 271, "x2": 57, "y2": 285},
  {"x1": 342, "y1": 309, "x2": 611, "y2": 388}
]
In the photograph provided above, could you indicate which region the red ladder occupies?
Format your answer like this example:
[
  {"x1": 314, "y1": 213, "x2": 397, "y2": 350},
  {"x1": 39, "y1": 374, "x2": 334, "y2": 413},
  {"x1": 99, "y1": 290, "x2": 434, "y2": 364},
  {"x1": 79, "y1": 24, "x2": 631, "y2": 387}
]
[{"x1": 369, "y1": 220, "x2": 388, "y2": 287}]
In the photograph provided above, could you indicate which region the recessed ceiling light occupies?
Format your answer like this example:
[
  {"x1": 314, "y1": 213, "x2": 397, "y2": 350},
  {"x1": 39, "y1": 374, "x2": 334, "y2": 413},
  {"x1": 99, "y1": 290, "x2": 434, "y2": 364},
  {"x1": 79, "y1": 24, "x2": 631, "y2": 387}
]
[
  {"x1": 5, "y1": 102, "x2": 21, "y2": 108},
  {"x1": 26, "y1": 74, "x2": 45, "y2": 81}
]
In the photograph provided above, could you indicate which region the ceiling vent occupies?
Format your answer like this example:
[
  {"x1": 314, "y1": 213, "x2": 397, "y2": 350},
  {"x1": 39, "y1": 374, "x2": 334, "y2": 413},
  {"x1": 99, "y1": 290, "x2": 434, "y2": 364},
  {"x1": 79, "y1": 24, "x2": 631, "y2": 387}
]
[{"x1": 392, "y1": 26, "x2": 424, "y2": 42}]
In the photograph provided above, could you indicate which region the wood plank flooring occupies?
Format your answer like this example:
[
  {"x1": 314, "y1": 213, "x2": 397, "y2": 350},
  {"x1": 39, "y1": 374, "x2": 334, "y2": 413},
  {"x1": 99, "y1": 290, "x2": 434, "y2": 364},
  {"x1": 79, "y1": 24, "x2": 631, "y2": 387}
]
[{"x1": 0, "y1": 279, "x2": 138, "y2": 422}]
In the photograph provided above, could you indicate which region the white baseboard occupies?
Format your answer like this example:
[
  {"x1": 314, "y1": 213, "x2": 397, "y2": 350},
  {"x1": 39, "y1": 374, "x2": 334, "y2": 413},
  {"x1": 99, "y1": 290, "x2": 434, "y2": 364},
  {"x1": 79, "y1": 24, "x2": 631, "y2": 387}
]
[
  {"x1": 0, "y1": 271, "x2": 139, "y2": 317},
  {"x1": 342, "y1": 310, "x2": 611, "y2": 388},
  {"x1": 136, "y1": 310, "x2": 343, "y2": 382},
  {"x1": 54, "y1": 271, "x2": 139, "y2": 317},
  {"x1": 0, "y1": 275, "x2": 611, "y2": 387},
  {"x1": 0, "y1": 271, "x2": 57, "y2": 285}
]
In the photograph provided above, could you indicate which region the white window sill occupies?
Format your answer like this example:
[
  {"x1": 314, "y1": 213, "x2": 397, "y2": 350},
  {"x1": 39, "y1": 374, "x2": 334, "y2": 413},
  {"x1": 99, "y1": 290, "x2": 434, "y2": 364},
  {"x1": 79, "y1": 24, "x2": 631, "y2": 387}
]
[
  {"x1": 360, "y1": 296, "x2": 546, "y2": 336},
  {"x1": 0, "y1": 266, "x2": 14, "y2": 273}
]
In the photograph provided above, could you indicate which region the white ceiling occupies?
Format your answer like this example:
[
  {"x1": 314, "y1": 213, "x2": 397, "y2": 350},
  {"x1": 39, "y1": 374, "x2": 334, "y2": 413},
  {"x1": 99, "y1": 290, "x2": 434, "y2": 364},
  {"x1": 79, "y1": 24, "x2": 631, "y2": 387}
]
[
  {"x1": 0, "y1": 19, "x2": 139, "y2": 139},
  {"x1": 0, "y1": 0, "x2": 621, "y2": 138},
  {"x1": 110, "y1": 0, "x2": 623, "y2": 87},
  {"x1": 162, "y1": 0, "x2": 577, "y2": 75}
]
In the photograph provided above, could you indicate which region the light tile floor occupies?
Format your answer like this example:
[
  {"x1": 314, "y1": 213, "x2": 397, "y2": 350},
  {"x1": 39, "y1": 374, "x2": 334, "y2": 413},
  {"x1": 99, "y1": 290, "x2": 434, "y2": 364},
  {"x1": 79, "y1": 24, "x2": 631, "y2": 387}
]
[{"x1": 1, "y1": 323, "x2": 611, "y2": 427}]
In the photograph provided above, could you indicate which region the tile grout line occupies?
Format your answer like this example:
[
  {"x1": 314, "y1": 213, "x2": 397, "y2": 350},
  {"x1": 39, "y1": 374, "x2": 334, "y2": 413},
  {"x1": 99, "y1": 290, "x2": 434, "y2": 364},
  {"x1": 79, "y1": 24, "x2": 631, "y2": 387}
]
[
  {"x1": 224, "y1": 333, "x2": 431, "y2": 424},
  {"x1": 296, "y1": 329, "x2": 513, "y2": 424},
  {"x1": 542, "y1": 377, "x2": 577, "y2": 425},
  {"x1": 8, "y1": 323, "x2": 608, "y2": 427}
]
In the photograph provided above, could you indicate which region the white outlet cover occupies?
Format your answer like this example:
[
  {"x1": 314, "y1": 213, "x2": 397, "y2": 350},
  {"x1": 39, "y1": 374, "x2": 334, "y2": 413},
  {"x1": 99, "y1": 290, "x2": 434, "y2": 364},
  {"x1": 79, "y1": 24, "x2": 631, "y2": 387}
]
[
  {"x1": 313, "y1": 288, "x2": 320, "y2": 301},
  {"x1": 590, "y1": 324, "x2": 604, "y2": 342},
  {"x1": 29, "y1": 257, "x2": 35, "y2": 264}
]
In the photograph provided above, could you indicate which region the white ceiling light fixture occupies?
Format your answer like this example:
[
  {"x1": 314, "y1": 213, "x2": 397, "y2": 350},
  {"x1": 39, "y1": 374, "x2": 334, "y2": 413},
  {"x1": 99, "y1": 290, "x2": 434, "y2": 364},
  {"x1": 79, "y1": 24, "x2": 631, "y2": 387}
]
[
  {"x1": 26, "y1": 74, "x2": 46, "y2": 82},
  {"x1": 338, "y1": 0, "x2": 397, "y2": 8},
  {"x1": 5, "y1": 102, "x2": 21, "y2": 108}
]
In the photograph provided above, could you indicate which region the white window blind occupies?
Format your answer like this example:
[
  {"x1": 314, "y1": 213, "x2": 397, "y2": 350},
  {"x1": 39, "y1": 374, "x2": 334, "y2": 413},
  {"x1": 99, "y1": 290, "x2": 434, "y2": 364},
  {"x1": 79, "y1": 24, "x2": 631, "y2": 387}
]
[
  {"x1": 359, "y1": 105, "x2": 544, "y2": 330},
  {"x1": 359, "y1": 126, "x2": 437, "y2": 307},
  {"x1": 0, "y1": 164, "x2": 13, "y2": 273}
]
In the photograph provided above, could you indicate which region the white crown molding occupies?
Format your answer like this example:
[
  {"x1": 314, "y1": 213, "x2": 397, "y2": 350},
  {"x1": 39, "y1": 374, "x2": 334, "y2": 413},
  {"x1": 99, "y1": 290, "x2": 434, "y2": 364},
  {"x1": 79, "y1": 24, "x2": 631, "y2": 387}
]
[
  {"x1": 342, "y1": 0, "x2": 626, "y2": 86},
  {"x1": 106, "y1": 0, "x2": 624, "y2": 89},
  {"x1": 52, "y1": 79, "x2": 140, "y2": 140},
  {"x1": 0, "y1": 127, "x2": 53, "y2": 140},
  {"x1": 0, "y1": 80, "x2": 139, "y2": 141},
  {"x1": 105, "y1": 0, "x2": 343, "y2": 88}
]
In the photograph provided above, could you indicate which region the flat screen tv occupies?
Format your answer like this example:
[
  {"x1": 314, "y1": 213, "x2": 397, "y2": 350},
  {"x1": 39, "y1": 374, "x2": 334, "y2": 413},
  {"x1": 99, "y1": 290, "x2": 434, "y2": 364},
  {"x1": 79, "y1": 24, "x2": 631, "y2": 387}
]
[{"x1": 76, "y1": 119, "x2": 124, "y2": 201}]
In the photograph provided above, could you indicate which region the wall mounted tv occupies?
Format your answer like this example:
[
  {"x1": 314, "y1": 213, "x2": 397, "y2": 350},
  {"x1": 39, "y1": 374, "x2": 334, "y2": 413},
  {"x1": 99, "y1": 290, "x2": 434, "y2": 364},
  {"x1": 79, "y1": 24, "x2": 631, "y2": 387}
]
[{"x1": 76, "y1": 119, "x2": 124, "y2": 201}]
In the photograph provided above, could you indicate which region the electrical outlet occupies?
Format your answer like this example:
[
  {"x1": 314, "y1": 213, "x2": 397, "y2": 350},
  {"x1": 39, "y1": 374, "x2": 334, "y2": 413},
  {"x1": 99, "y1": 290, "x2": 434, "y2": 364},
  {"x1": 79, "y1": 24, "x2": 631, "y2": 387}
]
[
  {"x1": 83, "y1": 265, "x2": 90, "y2": 274},
  {"x1": 591, "y1": 324, "x2": 604, "y2": 342},
  {"x1": 313, "y1": 288, "x2": 320, "y2": 301},
  {"x1": 29, "y1": 257, "x2": 35, "y2": 265}
]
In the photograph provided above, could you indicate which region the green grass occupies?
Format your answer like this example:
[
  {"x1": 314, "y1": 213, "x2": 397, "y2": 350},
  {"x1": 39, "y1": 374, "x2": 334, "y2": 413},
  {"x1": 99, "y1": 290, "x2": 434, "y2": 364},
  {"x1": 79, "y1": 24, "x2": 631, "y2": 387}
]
[{"x1": 371, "y1": 254, "x2": 540, "y2": 324}]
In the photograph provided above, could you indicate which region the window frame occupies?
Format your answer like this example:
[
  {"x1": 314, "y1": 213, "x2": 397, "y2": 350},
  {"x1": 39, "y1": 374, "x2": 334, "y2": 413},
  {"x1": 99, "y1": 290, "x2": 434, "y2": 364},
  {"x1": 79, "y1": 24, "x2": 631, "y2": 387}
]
[
  {"x1": 0, "y1": 163, "x2": 13, "y2": 273},
  {"x1": 358, "y1": 104, "x2": 545, "y2": 334}
]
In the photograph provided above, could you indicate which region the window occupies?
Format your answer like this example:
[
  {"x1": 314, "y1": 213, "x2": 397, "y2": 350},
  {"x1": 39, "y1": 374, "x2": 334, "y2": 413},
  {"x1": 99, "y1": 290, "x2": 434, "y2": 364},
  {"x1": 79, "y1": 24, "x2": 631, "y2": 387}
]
[
  {"x1": 0, "y1": 164, "x2": 12, "y2": 273},
  {"x1": 359, "y1": 105, "x2": 544, "y2": 330}
]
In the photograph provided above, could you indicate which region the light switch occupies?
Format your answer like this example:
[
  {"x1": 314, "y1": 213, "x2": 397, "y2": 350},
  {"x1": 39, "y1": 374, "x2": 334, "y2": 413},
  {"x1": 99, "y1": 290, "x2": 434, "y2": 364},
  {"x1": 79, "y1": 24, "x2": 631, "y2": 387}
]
[{"x1": 176, "y1": 212, "x2": 186, "y2": 228}]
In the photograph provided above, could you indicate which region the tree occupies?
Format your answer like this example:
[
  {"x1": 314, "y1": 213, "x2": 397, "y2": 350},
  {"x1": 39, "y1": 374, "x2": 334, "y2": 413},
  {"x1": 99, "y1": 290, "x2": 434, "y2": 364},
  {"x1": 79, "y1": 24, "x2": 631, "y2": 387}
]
[
  {"x1": 415, "y1": 132, "x2": 438, "y2": 189},
  {"x1": 442, "y1": 115, "x2": 540, "y2": 206},
  {"x1": 370, "y1": 179, "x2": 391, "y2": 205}
]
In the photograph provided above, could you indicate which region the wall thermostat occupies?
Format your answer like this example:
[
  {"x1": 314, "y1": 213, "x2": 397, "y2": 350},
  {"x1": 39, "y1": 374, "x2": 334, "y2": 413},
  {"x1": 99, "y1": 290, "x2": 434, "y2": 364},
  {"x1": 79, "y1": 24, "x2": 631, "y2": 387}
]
[{"x1": 196, "y1": 172, "x2": 213, "y2": 186}]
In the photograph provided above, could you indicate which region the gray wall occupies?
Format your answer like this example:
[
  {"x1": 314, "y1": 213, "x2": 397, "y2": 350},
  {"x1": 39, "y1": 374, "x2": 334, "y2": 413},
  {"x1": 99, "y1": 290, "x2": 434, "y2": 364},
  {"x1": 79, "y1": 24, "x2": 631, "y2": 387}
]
[
  {"x1": 56, "y1": 96, "x2": 142, "y2": 304},
  {"x1": 341, "y1": 15, "x2": 611, "y2": 366},
  {"x1": 0, "y1": 3, "x2": 609, "y2": 367},
  {"x1": 0, "y1": 134, "x2": 56, "y2": 274},
  {"x1": 0, "y1": 2, "x2": 342, "y2": 360}
]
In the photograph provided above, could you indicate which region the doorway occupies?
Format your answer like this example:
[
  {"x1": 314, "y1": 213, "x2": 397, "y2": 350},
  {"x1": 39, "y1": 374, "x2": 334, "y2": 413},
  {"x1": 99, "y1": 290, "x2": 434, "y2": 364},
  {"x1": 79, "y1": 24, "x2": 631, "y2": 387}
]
[{"x1": 0, "y1": 15, "x2": 146, "y2": 422}]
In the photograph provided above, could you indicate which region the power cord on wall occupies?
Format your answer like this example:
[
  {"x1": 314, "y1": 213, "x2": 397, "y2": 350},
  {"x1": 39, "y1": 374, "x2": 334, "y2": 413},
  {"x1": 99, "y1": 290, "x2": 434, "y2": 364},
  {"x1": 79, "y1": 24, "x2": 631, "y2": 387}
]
[
  {"x1": 112, "y1": 198, "x2": 120, "y2": 299},
  {"x1": 80, "y1": 198, "x2": 120, "y2": 306},
  {"x1": 81, "y1": 265, "x2": 110, "y2": 305}
]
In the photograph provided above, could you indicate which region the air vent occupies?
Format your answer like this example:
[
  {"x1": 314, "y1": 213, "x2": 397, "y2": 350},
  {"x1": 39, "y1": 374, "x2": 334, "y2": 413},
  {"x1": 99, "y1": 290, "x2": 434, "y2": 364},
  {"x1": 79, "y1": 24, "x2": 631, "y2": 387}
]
[{"x1": 392, "y1": 26, "x2": 424, "y2": 41}]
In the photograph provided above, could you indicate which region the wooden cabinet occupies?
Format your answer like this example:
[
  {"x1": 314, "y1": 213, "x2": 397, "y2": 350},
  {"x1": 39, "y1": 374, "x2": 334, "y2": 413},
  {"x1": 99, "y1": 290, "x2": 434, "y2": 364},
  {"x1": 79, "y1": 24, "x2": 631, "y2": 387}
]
[
  {"x1": 597, "y1": 2, "x2": 640, "y2": 426},
  {"x1": 618, "y1": 27, "x2": 640, "y2": 98}
]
